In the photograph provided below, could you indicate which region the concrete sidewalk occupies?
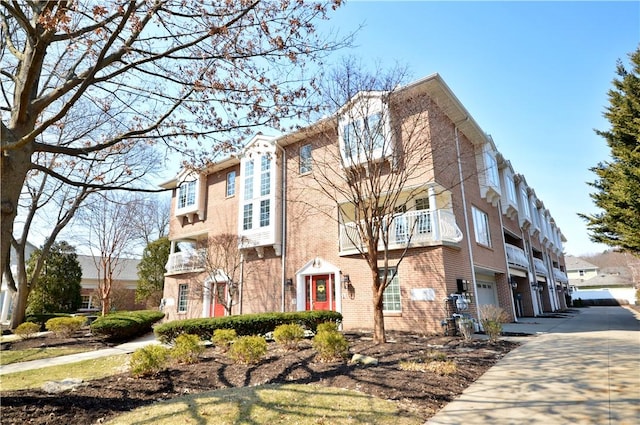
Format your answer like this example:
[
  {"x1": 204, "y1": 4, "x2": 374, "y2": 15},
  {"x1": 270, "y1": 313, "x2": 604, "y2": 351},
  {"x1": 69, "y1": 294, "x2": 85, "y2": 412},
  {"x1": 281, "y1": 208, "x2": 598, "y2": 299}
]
[
  {"x1": 426, "y1": 306, "x2": 640, "y2": 425},
  {"x1": 0, "y1": 332, "x2": 160, "y2": 375}
]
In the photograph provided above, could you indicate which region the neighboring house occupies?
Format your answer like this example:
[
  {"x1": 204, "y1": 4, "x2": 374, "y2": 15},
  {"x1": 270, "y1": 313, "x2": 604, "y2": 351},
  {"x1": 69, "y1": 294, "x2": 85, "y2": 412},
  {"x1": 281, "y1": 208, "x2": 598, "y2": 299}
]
[
  {"x1": 76, "y1": 255, "x2": 145, "y2": 312},
  {"x1": 566, "y1": 255, "x2": 636, "y2": 305},
  {"x1": 160, "y1": 73, "x2": 569, "y2": 334},
  {"x1": 0, "y1": 241, "x2": 37, "y2": 323}
]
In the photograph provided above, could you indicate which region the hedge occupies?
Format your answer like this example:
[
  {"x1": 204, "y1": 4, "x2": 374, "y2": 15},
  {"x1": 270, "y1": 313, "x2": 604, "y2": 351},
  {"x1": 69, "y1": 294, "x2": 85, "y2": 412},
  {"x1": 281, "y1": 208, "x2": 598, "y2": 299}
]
[
  {"x1": 25, "y1": 313, "x2": 72, "y2": 331},
  {"x1": 154, "y1": 310, "x2": 342, "y2": 343},
  {"x1": 90, "y1": 310, "x2": 165, "y2": 342}
]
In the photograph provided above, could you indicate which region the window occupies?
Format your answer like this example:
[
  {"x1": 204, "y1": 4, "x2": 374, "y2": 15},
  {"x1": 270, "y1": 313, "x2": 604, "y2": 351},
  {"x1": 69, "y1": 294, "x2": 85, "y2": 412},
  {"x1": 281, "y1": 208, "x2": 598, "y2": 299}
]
[
  {"x1": 226, "y1": 171, "x2": 236, "y2": 197},
  {"x1": 379, "y1": 267, "x2": 401, "y2": 313},
  {"x1": 472, "y1": 206, "x2": 491, "y2": 247},
  {"x1": 415, "y1": 198, "x2": 431, "y2": 234},
  {"x1": 579, "y1": 270, "x2": 584, "y2": 277},
  {"x1": 80, "y1": 295, "x2": 95, "y2": 310},
  {"x1": 260, "y1": 156, "x2": 270, "y2": 196},
  {"x1": 244, "y1": 160, "x2": 254, "y2": 200},
  {"x1": 260, "y1": 199, "x2": 270, "y2": 227},
  {"x1": 506, "y1": 174, "x2": 517, "y2": 204},
  {"x1": 177, "y1": 180, "x2": 196, "y2": 209},
  {"x1": 178, "y1": 284, "x2": 188, "y2": 313},
  {"x1": 243, "y1": 204, "x2": 253, "y2": 230},
  {"x1": 300, "y1": 143, "x2": 312, "y2": 174},
  {"x1": 485, "y1": 152, "x2": 499, "y2": 187},
  {"x1": 340, "y1": 109, "x2": 389, "y2": 164},
  {"x1": 520, "y1": 188, "x2": 531, "y2": 217}
]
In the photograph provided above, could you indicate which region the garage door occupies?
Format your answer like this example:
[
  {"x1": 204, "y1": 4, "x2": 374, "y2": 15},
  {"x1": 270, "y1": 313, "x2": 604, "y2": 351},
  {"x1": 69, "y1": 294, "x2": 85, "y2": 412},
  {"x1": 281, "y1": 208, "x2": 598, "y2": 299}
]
[{"x1": 476, "y1": 280, "x2": 498, "y2": 307}]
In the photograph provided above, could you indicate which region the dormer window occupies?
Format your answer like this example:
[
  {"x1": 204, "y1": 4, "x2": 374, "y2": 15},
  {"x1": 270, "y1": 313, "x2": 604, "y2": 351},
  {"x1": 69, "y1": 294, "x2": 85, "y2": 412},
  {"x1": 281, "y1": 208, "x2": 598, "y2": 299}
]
[
  {"x1": 338, "y1": 92, "x2": 392, "y2": 166},
  {"x1": 174, "y1": 170, "x2": 205, "y2": 223}
]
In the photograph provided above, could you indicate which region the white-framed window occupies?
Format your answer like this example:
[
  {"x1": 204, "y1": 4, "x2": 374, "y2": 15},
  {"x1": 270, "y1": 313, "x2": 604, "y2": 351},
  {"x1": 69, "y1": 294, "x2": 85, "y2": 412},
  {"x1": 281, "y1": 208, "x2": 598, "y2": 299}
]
[
  {"x1": 226, "y1": 171, "x2": 236, "y2": 197},
  {"x1": 243, "y1": 204, "x2": 253, "y2": 230},
  {"x1": 300, "y1": 143, "x2": 312, "y2": 174},
  {"x1": 80, "y1": 295, "x2": 97, "y2": 310},
  {"x1": 338, "y1": 94, "x2": 391, "y2": 166},
  {"x1": 178, "y1": 284, "x2": 188, "y2": 313},
  {"x1": 177, "y1": 180, "x2": 196, "y2": 209},
  {"x1": 244, "y1": 160, "x2": 254, "y2": 200},
  {"x1": 260, "y1": 199, "x2": 270, "y2": 227},
  {"x1": 415, "y1": 198, "x2": 431, "y2": 234},
  {"x1": 260, "y1": 156, "x2": 270, "y2": 196},
  {"x1": 472, "y1": 206, "x2": 491, "y2": 247},
  {"x1": 379, "y1": 267, "x2": 401, "y2": 313},
  {"x1": 485, "y1": 151, "x2": 499, "y2": 188},
  {"x1": 520, "y1": 188, "x2": 531, "y2": 218},
  {"x1": 506, "y1": 174, "x2": 517, "y2": 204}
]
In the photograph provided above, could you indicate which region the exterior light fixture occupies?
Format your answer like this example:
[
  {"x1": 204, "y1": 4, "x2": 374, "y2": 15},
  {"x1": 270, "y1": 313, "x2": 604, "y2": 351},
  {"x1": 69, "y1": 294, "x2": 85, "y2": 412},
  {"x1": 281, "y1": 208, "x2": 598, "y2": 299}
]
[
  {"x1": 510, "y1": 277, "x2": 518, "y2": 289},
  {"x1": 341, "y1": 274, "x2": 351, "y2": 289}
]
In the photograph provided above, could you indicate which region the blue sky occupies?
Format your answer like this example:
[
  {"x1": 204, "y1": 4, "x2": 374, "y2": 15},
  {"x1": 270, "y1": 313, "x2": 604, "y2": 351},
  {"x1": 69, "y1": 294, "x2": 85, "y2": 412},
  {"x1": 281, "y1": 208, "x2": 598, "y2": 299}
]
[{"x1": 319, "y1": 0, "x2": 639, "y2": 256}]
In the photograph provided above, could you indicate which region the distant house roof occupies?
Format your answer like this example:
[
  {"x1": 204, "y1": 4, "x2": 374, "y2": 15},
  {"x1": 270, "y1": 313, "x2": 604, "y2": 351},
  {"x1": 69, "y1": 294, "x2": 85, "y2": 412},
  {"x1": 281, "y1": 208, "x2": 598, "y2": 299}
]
[
  {"x1": 565, "y1": 256, "x2": 599, "y2": 272},
  {"x1": 77, "y1": 255, "x2": 140, "y2": 282},
  {"x1": 570, "y1": 266, "x2": 633, "y2": 288}
]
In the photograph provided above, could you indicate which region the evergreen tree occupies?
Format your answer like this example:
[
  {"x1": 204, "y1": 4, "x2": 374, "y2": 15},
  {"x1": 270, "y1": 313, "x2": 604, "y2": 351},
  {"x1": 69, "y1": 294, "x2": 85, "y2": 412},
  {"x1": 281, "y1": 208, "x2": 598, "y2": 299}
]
[
  {"x1": 136, "y1": 237, "x2": 170, "y2": 308},
  {"x1": 582, "y1": 46, "x2": 640, "y2": 256},
  {"x1": 26, "y1": 241, "x2": 82, "y2": 314}
]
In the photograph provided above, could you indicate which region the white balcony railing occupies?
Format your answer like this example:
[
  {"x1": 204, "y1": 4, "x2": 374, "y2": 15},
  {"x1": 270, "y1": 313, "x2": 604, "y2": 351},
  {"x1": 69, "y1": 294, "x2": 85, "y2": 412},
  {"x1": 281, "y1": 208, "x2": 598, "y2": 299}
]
[
  {"x1": 339, "y1": 209, "x2": 463, "y2": 255},
  {"x1": 505, "y1": 243, "x2": 529, "y2": 270},
  {"x1": 553, "y1": 267, "x2": 568, "y2": 283},
  {"x1": 165, "y1": 248, "x2": 206, "y2": 275},
  {"x1": 533, "y1": 258, "x2": 548, "y2": 276}
]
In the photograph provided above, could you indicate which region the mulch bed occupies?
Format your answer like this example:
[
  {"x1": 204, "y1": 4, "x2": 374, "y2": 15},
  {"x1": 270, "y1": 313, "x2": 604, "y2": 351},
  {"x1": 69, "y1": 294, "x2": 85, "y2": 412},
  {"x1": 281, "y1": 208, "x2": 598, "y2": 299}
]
[{"x1": 0, "y1": 330, "x2": 519, "y2": 425}]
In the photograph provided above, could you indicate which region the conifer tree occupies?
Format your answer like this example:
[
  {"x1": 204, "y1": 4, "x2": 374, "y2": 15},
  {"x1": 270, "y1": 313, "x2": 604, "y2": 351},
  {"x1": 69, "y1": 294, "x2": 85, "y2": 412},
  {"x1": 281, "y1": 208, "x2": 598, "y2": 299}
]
[{"x1": 582, "y1": 46, "x2": 640, "y2": 256}]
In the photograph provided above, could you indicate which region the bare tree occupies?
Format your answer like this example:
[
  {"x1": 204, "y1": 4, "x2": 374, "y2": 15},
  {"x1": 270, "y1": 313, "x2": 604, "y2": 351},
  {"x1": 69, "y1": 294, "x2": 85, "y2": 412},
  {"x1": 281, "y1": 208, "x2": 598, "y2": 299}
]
[
  {"x1": 1, "y1": 0, "x2": 348, "y2": 285},
  {"x1": 194, "y1": 234, "x2": 246, "y2": 316},
  {"x1": 301, "y1": 60, "x2": 462, "y2": 343},
  {"x1": 81, "y1": 193, "x2": 143, "y2": 315},
  {"x1": 6, "y1": 117, "x2": 159, "y2": 327},
  {"x1": 130, "y1": 195, "x2": 171, "y2": 246}
]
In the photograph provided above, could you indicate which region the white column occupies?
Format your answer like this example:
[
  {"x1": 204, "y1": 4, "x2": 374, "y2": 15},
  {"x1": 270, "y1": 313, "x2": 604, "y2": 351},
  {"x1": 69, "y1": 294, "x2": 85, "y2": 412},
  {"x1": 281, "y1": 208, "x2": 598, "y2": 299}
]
[{"x1": 201, "y1": 279, "x2": 211, "y2": 318}]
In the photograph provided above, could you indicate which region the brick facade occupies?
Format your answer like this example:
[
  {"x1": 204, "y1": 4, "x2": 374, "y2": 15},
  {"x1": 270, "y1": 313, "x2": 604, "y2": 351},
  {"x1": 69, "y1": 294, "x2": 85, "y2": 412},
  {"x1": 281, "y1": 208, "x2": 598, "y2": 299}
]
[{"x1": 161, "y1": 74, "x2": 569, "y2": 333}]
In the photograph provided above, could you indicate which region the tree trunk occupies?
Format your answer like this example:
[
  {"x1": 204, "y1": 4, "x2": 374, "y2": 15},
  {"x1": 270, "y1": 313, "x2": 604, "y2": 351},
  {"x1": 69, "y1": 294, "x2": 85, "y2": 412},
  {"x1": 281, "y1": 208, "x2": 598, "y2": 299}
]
[
  {"x1": 1, "y1": 142, "x2": 33, "y2": 282},
  {"x1": 9, "y1": 282, "x2": 29, "y2": 329},
  {"x1": 372, "y1": 295, "x2": 386, "y2": 343}
]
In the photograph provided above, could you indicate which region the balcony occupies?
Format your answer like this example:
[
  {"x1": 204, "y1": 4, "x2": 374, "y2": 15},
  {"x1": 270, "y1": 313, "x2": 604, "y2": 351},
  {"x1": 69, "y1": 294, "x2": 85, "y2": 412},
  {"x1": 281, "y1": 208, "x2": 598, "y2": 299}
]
[
  {"x1": 533, "y1": 258, "x2": 548, "y2": 276},
  {"x1": 165, "y1": 249, "x2": 206, "y2": 275},
  {"x1": 339, "y1": 209, "x2": 463, "y2": 255},
  {"x1": 553, "y1": 267, "x2": 568, "y2": 283},
  {"x1": 505, "y1": 243, "x2": 529, "y2": 270}
]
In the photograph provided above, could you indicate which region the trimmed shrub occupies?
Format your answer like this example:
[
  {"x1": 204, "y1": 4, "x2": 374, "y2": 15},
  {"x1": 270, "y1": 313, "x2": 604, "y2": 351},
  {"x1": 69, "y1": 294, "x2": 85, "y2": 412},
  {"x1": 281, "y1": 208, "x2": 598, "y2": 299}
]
[
  {"x1": 479, "y1": 305, "x2": 509, "y2": 343},
  {"x1": 273, "y1": 323, "x2": 305, "y2": 350},
  {"x1": 90, "y1": 310, "x2": 165, "y2": 342},
  {"x1": 25, "y1": 313, "x2": 72, "y2": 331},
  {"x1": 154, "y1": 310, "x2": 342, "y2": 344},
  {"x1": 212, "y1": 328, "x2": 237, "y2": 351},
  {"x1": 228, "y1": 335, "x2": 268, "y2": 364},
  {"x1": 130, "y1": 345, "x2": 171, "y2": 377},
  {"x1": 316, "y1": 321, "x2": 339, "y2": 334},
  {"x1": 14, "y1": 322, "x2": 41, "y2": 339},
  {"x1": 312, "y1": 329, "x2": 349, "y2": 362},
  {"x1": 45, "y1": 316, "x2": 86, "y2": 338},
  {"x1": 171, "y1": 333, "x2": 204, "y2": 364}
]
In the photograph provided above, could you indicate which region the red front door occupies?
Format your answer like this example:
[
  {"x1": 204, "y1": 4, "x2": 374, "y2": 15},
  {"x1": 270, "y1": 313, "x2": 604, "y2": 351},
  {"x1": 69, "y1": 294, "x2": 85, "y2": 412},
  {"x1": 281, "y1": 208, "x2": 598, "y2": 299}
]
[
  {"x1": 305, "y1": 275, "x2": 335, "y2": 311},
  {"x1": 212, "y1": 283, "x2": 226, "y2": 317}
]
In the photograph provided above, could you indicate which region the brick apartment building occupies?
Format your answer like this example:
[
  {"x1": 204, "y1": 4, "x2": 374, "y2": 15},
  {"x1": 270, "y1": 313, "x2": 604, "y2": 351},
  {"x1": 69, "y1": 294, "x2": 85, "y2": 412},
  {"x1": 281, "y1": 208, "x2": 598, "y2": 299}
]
[{"x1": 160, "y1": 73, "x2": 569, "y2": 334}]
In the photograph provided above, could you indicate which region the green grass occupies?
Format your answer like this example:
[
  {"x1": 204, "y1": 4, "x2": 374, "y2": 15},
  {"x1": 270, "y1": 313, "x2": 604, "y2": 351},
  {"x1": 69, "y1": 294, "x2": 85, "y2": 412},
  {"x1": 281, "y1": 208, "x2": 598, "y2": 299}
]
[
  {"x1": 0, "y1": 354, "x2": 129, "y2": 391},
  {"x1": 1, "y1": 347, "x2": 92, "y2": 365},
  {"x1": 105, "y1": 383, "x2": 424, "y2": 425}
]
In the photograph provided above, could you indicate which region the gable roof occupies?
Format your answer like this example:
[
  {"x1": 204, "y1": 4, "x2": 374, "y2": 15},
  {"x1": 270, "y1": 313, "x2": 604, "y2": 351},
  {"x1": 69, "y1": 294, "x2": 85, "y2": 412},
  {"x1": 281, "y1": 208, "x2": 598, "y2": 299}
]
[
  {"x1": 77, "y1": 255, "x2": 140, "y2": 282},
  {"x1": 565, "y1": 255, "x2": 599, "y2": 272}
]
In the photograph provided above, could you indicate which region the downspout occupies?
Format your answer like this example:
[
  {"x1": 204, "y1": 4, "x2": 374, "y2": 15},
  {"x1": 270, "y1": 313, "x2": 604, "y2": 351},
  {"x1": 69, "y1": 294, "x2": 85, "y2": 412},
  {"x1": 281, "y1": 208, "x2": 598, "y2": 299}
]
[
  {"x1": 275, "y1": 142, "x2": 287, "y2": 313},
  {"x1": 497, "y1": 200, "x2": 518, "y2": 322},
  {"x1": 454, "y1": 124, "x2": 480, "y2": 321},
  {"x1": 239, "y1": 252, "x2": 244, "y2": 315}
]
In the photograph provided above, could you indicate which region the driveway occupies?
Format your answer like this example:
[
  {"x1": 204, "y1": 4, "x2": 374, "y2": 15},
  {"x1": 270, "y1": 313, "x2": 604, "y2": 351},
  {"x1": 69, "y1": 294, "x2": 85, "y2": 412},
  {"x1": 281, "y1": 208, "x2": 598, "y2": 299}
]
[{"x1": 426, "y1": 306, "x2": 640, "y2": 425}]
